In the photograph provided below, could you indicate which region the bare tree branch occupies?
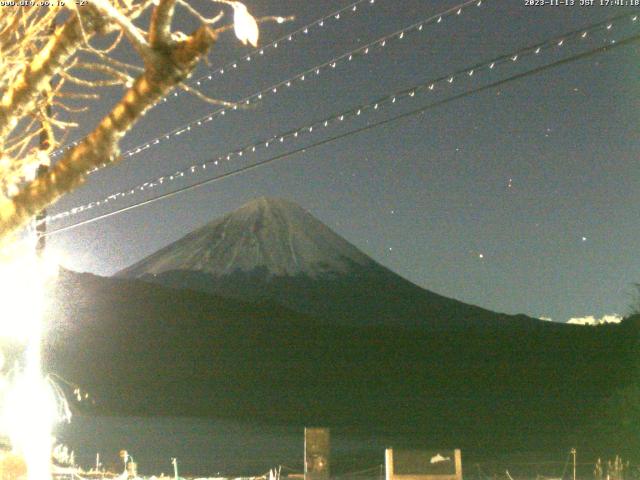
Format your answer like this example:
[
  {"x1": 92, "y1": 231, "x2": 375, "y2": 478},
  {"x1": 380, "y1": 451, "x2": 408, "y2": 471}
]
[
  {"x1": 0, "y1": 11, "x2": 105, "y2": 144},
  {"x1": 0, "y1": 0, "x2": 277, "y2": 241},
  {"x1": 177, "y1": 82, "x2": 234, "y2": 106},
  {"x1": 0, "y1": 24, "x2": 217, "y2": 238},
  {"x1": 149, "y1": 0, "x2": 178, "y2": 47},
  {"x1": 84, "y1": 0, "x2": 151, "y2": 58}
]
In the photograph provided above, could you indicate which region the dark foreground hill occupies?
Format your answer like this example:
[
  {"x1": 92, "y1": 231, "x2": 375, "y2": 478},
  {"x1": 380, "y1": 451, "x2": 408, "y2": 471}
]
[{"x1": 44, "y1": 269, "x2": 640, "y2": 463}]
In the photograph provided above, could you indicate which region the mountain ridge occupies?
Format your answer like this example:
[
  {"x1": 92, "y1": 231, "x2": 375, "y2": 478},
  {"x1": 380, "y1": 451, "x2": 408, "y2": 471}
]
[
  {"x1": 117, "y1": 197, "x2": 538, "y2": 327},
  {"x1": 118, "y1": 197, "x2": 373, "y2": 279}
]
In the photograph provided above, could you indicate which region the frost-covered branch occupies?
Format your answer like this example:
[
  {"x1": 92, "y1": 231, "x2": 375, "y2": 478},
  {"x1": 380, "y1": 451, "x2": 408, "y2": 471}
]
[
  {"x1": 0, "y1": 0, "x2": 273, "y2": 241},
  {"x1": 83, "y1": 0, "x2": 151, "y2": 58}
]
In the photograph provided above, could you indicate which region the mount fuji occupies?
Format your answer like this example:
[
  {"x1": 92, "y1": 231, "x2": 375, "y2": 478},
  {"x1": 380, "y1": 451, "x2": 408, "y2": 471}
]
[
  {"x1": 118, "y1": 197, "x2": 530, "y2": 328},
  {"x1": 120, "y1": 196, "x2": 373, "y2": 278}
]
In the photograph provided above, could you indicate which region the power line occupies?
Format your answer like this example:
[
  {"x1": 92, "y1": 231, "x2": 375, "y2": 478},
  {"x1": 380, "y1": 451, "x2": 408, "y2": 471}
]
[
  {"x1": 169, "y1": 0, "x2": 375, "y2": 98},
  {"x1": 50, "y1": 0, "x2": 488, "y2": 165},
  {"x1": 49, "y1": 0, "x2": 379, "y2": 159},
  {"x1": 42, "y1": 11, "x2": 640, "y2": 224},
  {"x1": 43, "y1": 31, "x2": 640, "y2": 236},
  {"x1": 170, "y1": 0, "x2": 484, "y2": 99},
  {"x1": 42, "y1": 12, "x2": 640, "y2": 225}
]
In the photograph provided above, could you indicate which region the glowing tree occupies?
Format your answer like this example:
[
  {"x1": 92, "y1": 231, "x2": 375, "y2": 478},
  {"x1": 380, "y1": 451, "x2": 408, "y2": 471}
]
[{"x1": 0, "y1": 2, "x2": 281, "y2": 478}]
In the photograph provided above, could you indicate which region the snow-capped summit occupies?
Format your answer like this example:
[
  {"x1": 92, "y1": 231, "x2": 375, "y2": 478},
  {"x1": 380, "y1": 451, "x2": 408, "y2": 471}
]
[
  {"x1": 118, "y1": 197, "x2": 529, "y2": 327},
  {"x1": 119, "y1": 197, "x2": 373, "y2": 278}
]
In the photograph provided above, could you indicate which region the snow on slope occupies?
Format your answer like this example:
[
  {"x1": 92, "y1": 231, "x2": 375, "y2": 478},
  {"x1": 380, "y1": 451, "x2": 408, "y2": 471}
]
[{"x1": 119, "y1": 197, "x2": 374, "y2": 278}]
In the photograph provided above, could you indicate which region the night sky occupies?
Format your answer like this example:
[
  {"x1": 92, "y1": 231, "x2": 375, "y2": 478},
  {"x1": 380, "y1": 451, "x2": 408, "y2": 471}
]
[{"x1": 47, "y1": 0, "x2": 640, "y2": 323}]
